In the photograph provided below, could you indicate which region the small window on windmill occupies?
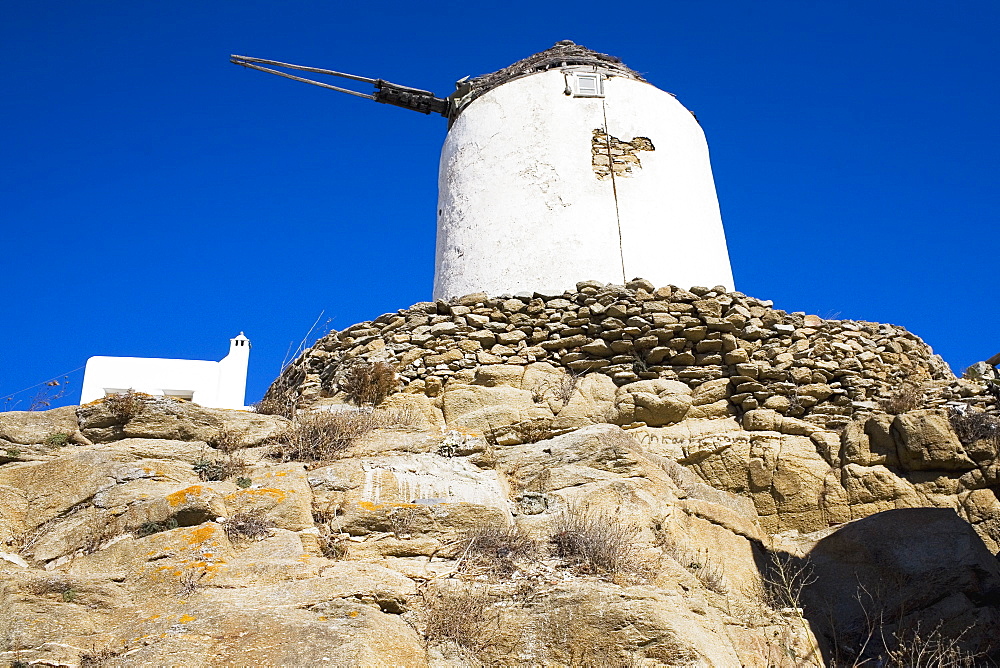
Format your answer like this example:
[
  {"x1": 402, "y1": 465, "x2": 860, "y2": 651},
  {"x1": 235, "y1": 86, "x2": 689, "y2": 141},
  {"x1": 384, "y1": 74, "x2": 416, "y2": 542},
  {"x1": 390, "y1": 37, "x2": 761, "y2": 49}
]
[{"x1": 572, "y1": 72, "x2": 604, "y2": 98}]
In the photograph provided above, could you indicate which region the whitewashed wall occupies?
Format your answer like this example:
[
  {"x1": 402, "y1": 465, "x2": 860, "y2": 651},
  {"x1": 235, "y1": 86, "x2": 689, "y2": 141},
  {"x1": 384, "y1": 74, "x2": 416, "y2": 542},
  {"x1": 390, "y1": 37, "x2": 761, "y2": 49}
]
[
  {"x1": 79, "y1": 334, "x2": 250, "y2": 409},
  {"x1": 434, "y1": 69, "x2": 734, "y2": 300}
]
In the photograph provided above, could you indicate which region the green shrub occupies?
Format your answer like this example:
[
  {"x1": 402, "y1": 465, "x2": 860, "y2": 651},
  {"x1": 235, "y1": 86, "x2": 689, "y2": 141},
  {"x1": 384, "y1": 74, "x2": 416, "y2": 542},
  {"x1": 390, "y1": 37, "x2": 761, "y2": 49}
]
[
  {"x1": 193, "y1": 453, "x2": 248, "y2": 482},
  {"x1": 45, "y1": 432, "x2": 70, "y2": 446},
  {"x1": 137, "y1": 518, "x2": 178, "y2": 537}
]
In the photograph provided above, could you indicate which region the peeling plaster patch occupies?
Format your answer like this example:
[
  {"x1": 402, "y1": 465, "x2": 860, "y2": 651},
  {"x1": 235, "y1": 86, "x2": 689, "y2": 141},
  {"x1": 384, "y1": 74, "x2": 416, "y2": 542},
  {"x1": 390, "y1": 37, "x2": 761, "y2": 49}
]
[{"x1": 592, "y1": 129, "x2": 655, "y2": 179}]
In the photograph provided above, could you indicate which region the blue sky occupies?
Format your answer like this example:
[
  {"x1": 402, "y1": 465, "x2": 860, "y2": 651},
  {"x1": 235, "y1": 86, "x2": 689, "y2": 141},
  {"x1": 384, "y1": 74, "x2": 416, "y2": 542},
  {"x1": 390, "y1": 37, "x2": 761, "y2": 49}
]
[{"x1": 2, "y1": 1, "x2": 997, "y2": 409}]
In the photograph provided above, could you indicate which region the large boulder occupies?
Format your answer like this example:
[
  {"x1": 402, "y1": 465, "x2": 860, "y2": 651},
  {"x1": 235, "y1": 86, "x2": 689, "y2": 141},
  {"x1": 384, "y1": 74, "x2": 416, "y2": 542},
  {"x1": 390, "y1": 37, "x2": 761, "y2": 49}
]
[
  {"x1": 892, "y1": 409, "x2": 975, "y2": 471},
  {"x1": 612, "y1": 379, "x2": 693, "y2": 426},
  {"x1": 0, "y1": 406, "x2": 81, "y2": 445},
  {"x1": 77, "y1": 397, "x2": 289, "y2": 445}
]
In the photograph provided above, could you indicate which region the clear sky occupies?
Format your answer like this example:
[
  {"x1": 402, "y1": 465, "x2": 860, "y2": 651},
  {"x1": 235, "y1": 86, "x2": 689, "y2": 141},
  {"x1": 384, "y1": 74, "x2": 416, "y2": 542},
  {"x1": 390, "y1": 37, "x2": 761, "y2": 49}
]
[{"x1": 2, "y1": 1, "x2": 997, "y2": 410}]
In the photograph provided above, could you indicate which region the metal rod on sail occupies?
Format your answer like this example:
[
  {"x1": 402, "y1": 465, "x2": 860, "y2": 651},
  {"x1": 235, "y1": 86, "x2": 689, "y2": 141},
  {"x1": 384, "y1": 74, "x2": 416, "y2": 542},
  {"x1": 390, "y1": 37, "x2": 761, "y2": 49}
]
[
  {"x1": 229, "y1": 54, "x2": 449, "y2": 116},
  {"x1": 231, "y1": 55, "x2": 378, "y2": 85},
  {"x1": 230, "y1": 56, "x2": 376, "y2": 100}
]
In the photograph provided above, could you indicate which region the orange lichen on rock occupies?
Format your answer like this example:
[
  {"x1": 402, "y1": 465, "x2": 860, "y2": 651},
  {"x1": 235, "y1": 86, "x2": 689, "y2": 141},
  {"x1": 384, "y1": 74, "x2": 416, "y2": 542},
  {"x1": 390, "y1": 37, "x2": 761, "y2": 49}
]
[
  {"x1": 225, "y1": 488, "x2": 287, "y2": 503},
  {"x1": 167, "y1": 485, "x2": 205, "y2": 507},
  {"x1": 184, "y1": 524, "x2": 218, "y2": 546},
  {"x1": 357, "y1": 501, "x2": 420, "y2": 512}
]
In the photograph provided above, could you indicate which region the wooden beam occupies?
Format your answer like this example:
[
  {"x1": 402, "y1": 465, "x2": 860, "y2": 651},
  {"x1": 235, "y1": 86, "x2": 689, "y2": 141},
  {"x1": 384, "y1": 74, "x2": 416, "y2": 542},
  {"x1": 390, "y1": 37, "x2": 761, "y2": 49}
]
[{"x1": 986, "y1": 352, "x2": 1000, "y2": 367}]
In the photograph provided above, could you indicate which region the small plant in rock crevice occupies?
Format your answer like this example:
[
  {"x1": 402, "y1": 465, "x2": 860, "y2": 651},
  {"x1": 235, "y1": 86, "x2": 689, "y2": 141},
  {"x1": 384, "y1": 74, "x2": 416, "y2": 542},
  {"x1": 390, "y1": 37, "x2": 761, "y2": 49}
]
[
  {"x1": 659, "y1": 534, "x2": 727, "y2": 594},
  {"x1": 549, "y1": 504, "x2": 640, "y2": 577},
  {"x1": 458, "y1": 524, "x2": 538, "y2": 575},
  {"x1": 45, "y1": 432, "x2": 71, "y2": 446},
  {"x1": 103, "y1": 389, "x2": 145, "y2": 421},
  {"x1": 78, "y1": 644, "x2": 130, "y2": 668},
  {"x1": 177, "y1": 568, "x2": 207, "y2": 597},
  {"x1": 193, "y1": 453, "x2": 248, "y2": 482},
  {"x1": 340, "y1": 361, "x2": 399, "y2": 407},
  {"x1": 277, "y1": 407, "x2": 417, "y2": 462},
  {"x1": 136, "y1": 518, "x2": 179, "y2": 537},
  {"x1": 223, "y1": 508, "x2": 274, "y2": 541}
]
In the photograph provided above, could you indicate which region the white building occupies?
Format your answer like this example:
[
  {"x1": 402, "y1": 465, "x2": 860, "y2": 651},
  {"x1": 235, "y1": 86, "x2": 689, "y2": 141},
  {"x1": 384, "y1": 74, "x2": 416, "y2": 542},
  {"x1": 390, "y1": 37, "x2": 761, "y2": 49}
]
[
  {"x1": 434, "y1": 41, "x2": 735, "y2": 299},
  {"x1": 80, "y1": 333, "x2": 251, "y2": 410}
]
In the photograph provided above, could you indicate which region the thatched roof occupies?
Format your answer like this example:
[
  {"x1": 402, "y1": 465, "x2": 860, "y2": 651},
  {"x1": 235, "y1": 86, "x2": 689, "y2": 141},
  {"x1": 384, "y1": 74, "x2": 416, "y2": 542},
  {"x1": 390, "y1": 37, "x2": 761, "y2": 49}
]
[{"x1": 453, "y1": 41, "x2": 644, "y2": 116}]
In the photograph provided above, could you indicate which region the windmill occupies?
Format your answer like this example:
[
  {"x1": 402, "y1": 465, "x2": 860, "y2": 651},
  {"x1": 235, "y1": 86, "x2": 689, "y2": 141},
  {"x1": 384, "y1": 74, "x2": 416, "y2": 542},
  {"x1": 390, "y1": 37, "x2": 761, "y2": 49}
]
[{"x1": 232, "y1": 41, "x2": 735, "y2": 299}]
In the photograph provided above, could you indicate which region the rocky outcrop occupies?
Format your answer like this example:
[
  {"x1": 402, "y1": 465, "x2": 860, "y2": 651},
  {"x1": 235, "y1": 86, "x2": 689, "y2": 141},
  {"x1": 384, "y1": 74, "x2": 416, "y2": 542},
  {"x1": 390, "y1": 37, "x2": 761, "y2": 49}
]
[
  {"x1": 3, "y1": 282, "x2": 999, "y2": 665},
  {"x1": 1, "y1": 394, "x2": 999, "y2": 665}
]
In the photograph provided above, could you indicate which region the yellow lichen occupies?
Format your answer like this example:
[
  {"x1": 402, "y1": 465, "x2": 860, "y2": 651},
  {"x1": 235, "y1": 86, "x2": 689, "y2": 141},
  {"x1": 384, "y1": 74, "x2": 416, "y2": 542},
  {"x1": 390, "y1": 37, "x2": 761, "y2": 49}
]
[{"x1": 167, "y1": 485, "x2": 205, "y2": 507}]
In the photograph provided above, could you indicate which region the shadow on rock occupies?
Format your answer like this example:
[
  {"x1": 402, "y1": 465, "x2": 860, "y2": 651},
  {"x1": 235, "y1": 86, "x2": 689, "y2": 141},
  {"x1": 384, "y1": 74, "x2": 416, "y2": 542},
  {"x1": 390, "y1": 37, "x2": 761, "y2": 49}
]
[{"x1": 794, "y1": 508, "x2": 1000, "y2": 665}]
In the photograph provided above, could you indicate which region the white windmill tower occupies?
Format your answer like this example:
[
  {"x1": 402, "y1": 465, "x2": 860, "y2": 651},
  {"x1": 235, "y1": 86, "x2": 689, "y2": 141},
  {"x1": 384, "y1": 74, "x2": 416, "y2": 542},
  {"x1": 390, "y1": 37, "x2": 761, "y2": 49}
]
[{"x1": 232, "y1": 41, "x2": 734, "y2": 299}]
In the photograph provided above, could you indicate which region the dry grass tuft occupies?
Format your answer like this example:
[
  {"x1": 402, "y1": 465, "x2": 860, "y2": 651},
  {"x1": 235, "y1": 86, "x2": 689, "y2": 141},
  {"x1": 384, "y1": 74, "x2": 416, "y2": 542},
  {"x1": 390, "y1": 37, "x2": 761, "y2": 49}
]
[
  {"x1": 223, "y1": 508, "x2": 274, "y2": 542},
  {"x1": 949, "y1": 408, "x2": 1000, "y2": 447},
  {"x1": 882, "y1": 382, "x2": 923, "y2": 415},
  {"x1": 341, "y1": 361, "x2": 398, "y2": 406},
  {"x1": 659, "y1": 534, "x2": 727, "y2": 594},
  {"x1": 458, "y1": 524, "x2": 538, "y2": 574},
  {"x1": 277, "y1": 407, "x2": 417, "y2": 462},
  {"x1": 104, "y1": 390, "x2": 144, "y2": 421},
  {"x1": 210, "y1": 426, "x2": 248, "y2": 453},
  {"x1": 193, "y1": 453, "x2": 249, "y2": 482},
  {"x1": 549, "y1": 504, "x2": 640, "y2": 576},
  {"x1": 421, "y1": 586, "x2": 502, "y2": 655}
]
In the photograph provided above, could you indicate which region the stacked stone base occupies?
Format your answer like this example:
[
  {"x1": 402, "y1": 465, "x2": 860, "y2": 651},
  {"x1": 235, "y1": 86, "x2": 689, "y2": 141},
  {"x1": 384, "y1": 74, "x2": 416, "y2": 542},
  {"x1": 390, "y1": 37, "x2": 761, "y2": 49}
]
[{"x1": 266, "y1": 280, "x2": 994, "y2": 427}]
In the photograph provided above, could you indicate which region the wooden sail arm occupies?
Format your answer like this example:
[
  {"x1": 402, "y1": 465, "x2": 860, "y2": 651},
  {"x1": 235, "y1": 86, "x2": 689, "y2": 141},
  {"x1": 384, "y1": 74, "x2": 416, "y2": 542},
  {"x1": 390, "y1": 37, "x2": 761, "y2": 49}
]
[{"x1": 230, "y1": 54, "x2": 448, "y2": 116}]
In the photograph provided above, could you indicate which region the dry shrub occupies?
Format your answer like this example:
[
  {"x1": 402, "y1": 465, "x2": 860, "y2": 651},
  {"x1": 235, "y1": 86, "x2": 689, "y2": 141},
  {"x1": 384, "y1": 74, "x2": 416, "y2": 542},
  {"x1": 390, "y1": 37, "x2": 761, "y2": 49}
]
[
  {"x1": 421, "y1": 586, "x2": 502, "y2": 656},
  {"x1": 760, "y1": 551, "x2": 814, "y2": 611},
  {"x1": 104, "y1": 390, "x2": 144, "y2": 421},
  {"x1": 278, "y1": 407, "x2": 416, "y2": 462},
  {"x1": 659, "y1": 534, "x2": 727, "y2": 594},
  {"x1": 210, "y1": 426, "x2": 248, "y2": 453},
  {"x1": 341, "y1": 361, "x2": 398, "y2": 406},
  {"x1": 458, "y1": 524, "x2": 538, "y2": 574},
  {"x1": 193, "y1": 453, "x2": 248, "y2": 482},
  {"x1": 882, "y1": 382, "x2": 923, "y2": 414},
  {"x1": 549, "y1": 504, "x2": 640, "y2": 576},
  {"x1": 177, "y1": 568, "x2": 207, "y2": 597},
  {"x1": 884, "y1": 622, "x2": 984, "y2": 668},
  {"x1": 223, "y1": 508, "x2": 274, "y2": 541},
  {"x1": 532, "y1": 370, "x2": 584, "y2": 406},
  {"x1": 319, "y1": 533, "x2": 349, "y2": 560},
  {"x1": 254, "y1": 392, "x2": 296, "y2": 419},
  {"x1": 949, "y1": 408, "x2": 1000, "y2": 446}
]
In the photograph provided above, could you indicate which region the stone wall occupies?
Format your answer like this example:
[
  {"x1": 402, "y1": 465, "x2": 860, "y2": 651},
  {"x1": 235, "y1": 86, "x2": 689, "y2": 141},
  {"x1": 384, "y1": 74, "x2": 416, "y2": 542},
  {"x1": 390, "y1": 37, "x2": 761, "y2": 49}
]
[{"x1": 266, "y1": 279, "x2": 994, "y2": 427}]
